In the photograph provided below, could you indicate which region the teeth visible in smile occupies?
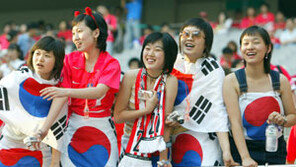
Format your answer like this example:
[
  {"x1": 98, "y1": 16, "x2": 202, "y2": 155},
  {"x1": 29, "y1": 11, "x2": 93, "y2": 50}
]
[
  {"x1": 185, "y1": 43, "x2": 194, "y2": 47},
  {"x1": 247, "y1": 52, "x2": 256, "y2": 56},
  {"x1": 147, "y1": 58, "x2": 155, "y2": 63}
]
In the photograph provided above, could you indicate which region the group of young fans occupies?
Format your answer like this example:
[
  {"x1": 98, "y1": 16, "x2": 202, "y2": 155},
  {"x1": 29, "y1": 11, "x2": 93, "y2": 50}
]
[{"x1": 0, "y1": 5, "x2": 295, "y2": 167}]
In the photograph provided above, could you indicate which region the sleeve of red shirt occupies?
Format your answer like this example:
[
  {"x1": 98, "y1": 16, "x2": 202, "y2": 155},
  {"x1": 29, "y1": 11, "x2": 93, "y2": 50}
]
[
  {"x1": 98, "y1": 59, "x2": 121, "y2": 92},
  {"x1": 60, "y1": 54, "x2": 72, "y2": 88},
  {"x1": 287, "y1": 126, "x2": 296, "y2": 162}
]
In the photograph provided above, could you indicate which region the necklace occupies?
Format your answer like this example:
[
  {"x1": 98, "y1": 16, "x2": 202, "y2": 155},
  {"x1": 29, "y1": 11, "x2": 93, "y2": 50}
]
[{"x1": 146, "y1": 71, "x2": 162, "y2": 79}]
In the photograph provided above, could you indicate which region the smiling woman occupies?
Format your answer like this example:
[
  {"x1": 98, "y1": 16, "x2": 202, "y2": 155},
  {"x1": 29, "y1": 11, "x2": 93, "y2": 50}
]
[
  {"x1": 170, "y1": 18, "x2": 234, "y2": 167},
  {"x1": 114, "y1": 32, "x2": 178, "y2": 167},
  {"x1": 223, "y1": 26, "x2": 296, "y2": 166},
  {"x1": 35, "y1": 7, "x2": 121, "y2": 167}
]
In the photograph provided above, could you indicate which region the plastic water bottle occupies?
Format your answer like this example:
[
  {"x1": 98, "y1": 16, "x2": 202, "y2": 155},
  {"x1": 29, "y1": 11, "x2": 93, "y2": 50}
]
[{"x1": 265, "y1": 124, "x2": 278, "y2": 152}]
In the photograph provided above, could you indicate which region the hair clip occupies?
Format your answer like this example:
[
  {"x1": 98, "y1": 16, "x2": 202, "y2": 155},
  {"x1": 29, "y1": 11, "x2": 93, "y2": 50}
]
[
  {"x1": 74, "y1": 11, "x2": 81, "y2": 17},
  {"x1": 73, "y1": 7, "x2": 99, "y2": 29}
]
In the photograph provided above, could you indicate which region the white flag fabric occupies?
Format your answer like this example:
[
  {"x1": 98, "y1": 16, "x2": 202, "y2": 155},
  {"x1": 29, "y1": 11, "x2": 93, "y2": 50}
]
[
  {"x1": 0, "y1": 67, "x2": 67, "y2": 151},
  {"x1": 171, "y1": 131, "x2": 222, "y2": 166},
  {"x1": 172, "y1": 56, "x2": 229, "y2": 132},
  {"x1": 60, "y1": 114, "x2": 118, "y2": 167}
]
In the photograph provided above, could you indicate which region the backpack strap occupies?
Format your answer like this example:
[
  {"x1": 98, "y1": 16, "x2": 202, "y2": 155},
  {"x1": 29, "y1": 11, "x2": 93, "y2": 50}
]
[
  {"x1": 270, "y1": 70, "x2": 280, "y2": 91},
  {"x1": 276, "y1": 65, "x2": 283, "y2": 74},
  {"x1": 234, "y1": 68, "x2": 248, "y2": 93}
]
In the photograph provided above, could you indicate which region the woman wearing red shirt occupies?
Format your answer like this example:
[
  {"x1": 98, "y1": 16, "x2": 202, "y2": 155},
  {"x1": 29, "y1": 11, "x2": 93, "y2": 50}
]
[{"x1": 38, "y1": 7, "x2": 121, "y2": 167}]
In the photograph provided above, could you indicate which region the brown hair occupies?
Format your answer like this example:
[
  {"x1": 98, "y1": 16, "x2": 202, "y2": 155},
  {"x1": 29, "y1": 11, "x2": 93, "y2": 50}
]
[{"x1": 27, "y1": 36, "x2": 65, "y2": 80}]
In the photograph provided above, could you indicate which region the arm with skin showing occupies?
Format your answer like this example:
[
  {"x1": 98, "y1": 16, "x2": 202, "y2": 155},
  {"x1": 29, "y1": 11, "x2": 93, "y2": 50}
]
[
  {"x1": 279, "y1": 74, "x2": 296, "y2": 126},
  {"x1": 267, "y1": 75, "x2": 296, "y2": 126},
  {"x1": 159, "y1": 75, "x2": 178, "y2": 165},
  {"x1": 40, "y1": 84, "x2": 109, "y2": 100},
  {"x1": 50, "y1": 148, "x2": 61, "y2": 167},
  {"x1": 114, "y1": 70, "x2": 158, "y2": 124},
  {"x1": 31, "y1": 97, "x2": 67, "y2": 150},
  {"x1": 217, "y1": 132, "x2": 239, "y2": 167},
  {"x1": 223, "y1": 74, "x2": 257, "y2": 167},
  {"x1": 37, "y1": 97, "x2": 68, "y2": 140}
]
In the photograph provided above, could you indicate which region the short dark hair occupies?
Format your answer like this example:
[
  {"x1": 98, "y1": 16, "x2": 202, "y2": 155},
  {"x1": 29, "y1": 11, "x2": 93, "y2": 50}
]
[
  {"x1": 140, "y1": 32, "x2": 178, "y2": 74},
  {"x1": 27, "y1": 36, "x2": 65, "y2": 80},
  {"x1": 227, "y1": 40, "x2": 238, "y2": 52},
  {"x1": 128, "y1": 57, "x2": 142, "y2": 67},
  {"x1": 72, "y1": 10, "x2": 108, "y2": 52},
  {"x1": 8, "y1": 44, "x2": 23, "y2": 60},
  {"x1": 239, "y1": 26, "x2": 272, "y2": 73},
  {"x1": 6, "y1": 30, "x2": 18, "y2": 42},
  {"x1": 222, "y1": 47, "x2": 233, "y2": 54},
  {"x1": 179, "y1": 18, "x2": 213, "y2": 57}
]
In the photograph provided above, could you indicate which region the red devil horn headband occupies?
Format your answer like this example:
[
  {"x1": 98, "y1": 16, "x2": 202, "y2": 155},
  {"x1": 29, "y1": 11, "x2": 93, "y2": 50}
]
[{"x1": 74, "y1": 7, "x2": 99, "y2": 29}]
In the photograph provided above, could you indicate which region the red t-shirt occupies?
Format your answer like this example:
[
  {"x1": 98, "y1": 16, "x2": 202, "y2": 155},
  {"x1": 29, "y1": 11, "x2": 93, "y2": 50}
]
[
  {"x1": 0, "y1": 34, "x2": 9, "y2": 50},
  {"x1": 255, "y1": 12, "x2": 275, "y2": 25},
  {"x1": 274, "y1": 22, "x2": 286, "y2": 31},
  {"x1": 287, "y1": 126, "x2": 296, "y2": 162},
  {"x1": 104, "y1": 14, "x2": 117, "y2": 42},
  {"x1": 240, "y1": 17, "x2": 256, "y2": 29},
  {"x1": 61, "y1": 51, "x2": 121, "y2": 117},
  {"x1": 57, "y1": 30, "x2": 72, "y2": 42}
]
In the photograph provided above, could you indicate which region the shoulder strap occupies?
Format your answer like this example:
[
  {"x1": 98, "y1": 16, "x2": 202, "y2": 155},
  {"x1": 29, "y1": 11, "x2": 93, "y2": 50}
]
[
  {"x1": 276, "y1": 65, "x2": 283, "y2": 74},
  {"x1": 234, "y1": 68, "x2": 248, "y2": 93},
  {"x1": 270, "y1": 70, "x2": 280, "y2": 91}
]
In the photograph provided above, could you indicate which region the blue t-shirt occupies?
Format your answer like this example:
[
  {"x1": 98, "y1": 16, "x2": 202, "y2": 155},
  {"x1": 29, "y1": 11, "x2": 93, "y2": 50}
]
[{"x1": 126, "y1": 0, "x2": 143, "y2": 20}]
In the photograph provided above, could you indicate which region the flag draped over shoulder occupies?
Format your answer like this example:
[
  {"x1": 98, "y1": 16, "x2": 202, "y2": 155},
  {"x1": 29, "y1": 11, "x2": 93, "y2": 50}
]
[
  {"x1": 0, "y1": 67, "x2": 67, "y2": 151},
  {"x1": 172, "y1": 56, "x2": 228, "y2": 132}
]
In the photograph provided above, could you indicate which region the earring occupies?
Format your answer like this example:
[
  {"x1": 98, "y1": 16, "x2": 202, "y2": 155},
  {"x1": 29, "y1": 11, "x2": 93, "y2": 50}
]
[{"x1": 265, "y1": 53, "x2": 268, "y2": 59}]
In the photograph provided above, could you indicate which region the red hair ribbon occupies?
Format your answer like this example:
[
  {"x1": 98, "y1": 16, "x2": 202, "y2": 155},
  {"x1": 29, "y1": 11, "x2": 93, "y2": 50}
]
[{"x1": 74, "y1": 7, "x2": 99, "y2": 29}]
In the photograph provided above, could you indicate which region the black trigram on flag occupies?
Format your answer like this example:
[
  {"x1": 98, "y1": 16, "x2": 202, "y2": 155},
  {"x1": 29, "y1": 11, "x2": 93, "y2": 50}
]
[
  {"x1": 0, "y1": 87, "x2": 10, "y2": 111},
  {"x1": 50, "y1": 115, "x2": 67, "y2": 140},
  {"x1": 189, "y1": 95, "x2": 212, "y2": 124},
  {"x1": 201, "y1": 59, "x2": 219, "y2": 76}
]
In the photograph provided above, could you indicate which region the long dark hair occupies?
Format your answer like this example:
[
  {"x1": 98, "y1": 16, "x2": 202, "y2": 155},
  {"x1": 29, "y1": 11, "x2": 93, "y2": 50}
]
[{"x1": 239, "y1": 26, "x2": 272, "y2": 73}]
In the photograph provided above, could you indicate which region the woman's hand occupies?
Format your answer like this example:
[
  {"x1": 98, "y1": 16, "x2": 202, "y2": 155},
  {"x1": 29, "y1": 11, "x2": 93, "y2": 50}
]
[
  {"x1": 223, "y1": 151, "x2": 239, "y2": 167},
  {"x1": 242, "y1": 157, "x2": 257, "y2": 167},
  {"x1": 157, "y1": 160, "x2": 172, "y2": 167},
  {"x1": 144, "y1": 90, "x2": 158, "y2": 114},
  {"x1": 24, "y1": 129, "x2": 48, "y2": 150},
  {"x1": 165, "y1": 118, "x2": 179, "y2": 127},
  {"x1": 267, "y1": 111, "x2": 287, "y2": 126},
  {"x1": 40, "y1": 87, "x2": 69, "y2": 100}
]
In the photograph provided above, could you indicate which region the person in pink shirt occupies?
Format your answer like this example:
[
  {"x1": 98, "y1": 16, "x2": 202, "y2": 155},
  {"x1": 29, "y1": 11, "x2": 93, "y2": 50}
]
[
  {"x1": 97, "y1": 5, "x2": 117, "y2": 55},
  {"x1": 255, "y1": 3, "x2": 275, "y2": 29},
  {"x1": 240, "y1": 7, "x2": 256, "y2": 29},
  {"x1": 0, "y1": 22, "x2": 12, "y2": 51},
  {"x1": 36, "y1": 7, "x2": 121, "y2": 167}
]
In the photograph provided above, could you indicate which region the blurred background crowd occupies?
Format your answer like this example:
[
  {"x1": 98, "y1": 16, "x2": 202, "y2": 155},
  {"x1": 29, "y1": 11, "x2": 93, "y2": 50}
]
[{"x1": 0, "y1": 0, "x2": 295, "y2": 78}]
